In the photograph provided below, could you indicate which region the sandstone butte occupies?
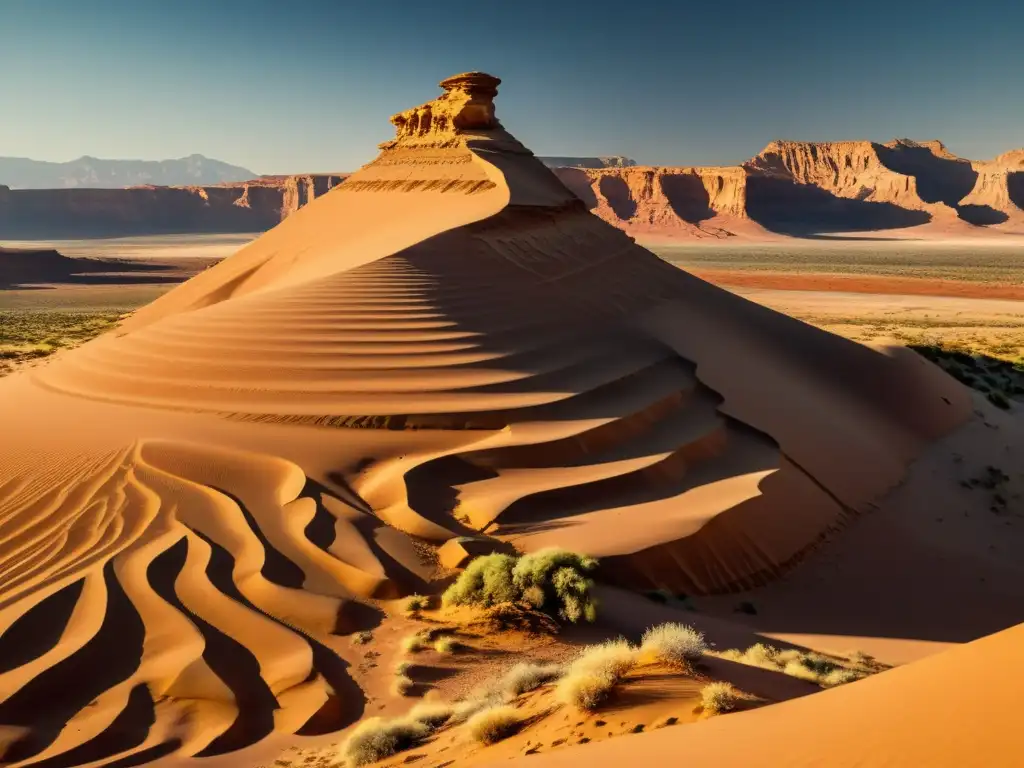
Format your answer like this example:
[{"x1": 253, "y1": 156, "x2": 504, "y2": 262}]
[
  {"x1": 0, "y1": 72, "x2": 1021, "y2": 768},
  {"x1": 2, "y1": 136, "x2": 1023, "y2": 240}
]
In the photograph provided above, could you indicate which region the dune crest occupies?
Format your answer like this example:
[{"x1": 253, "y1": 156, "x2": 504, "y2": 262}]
[{"x1": 0, "y1": 72, "x2": 971, "y2": 766}]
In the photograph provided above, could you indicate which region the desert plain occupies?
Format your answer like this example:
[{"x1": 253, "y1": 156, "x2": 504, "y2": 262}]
[{"x1": 1, "y1": 72, "x2": 1024, "y2": 768}]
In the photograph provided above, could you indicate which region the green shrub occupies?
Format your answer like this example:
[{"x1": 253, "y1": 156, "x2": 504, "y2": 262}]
[
  {"x1": 640, "y1": 623, "x2": 707, "y2": 666},
  {"x1": 340, "y1": 717, "x2": 429, "y2": 766},
  {"x1": 402, "y1": 594, "x2": 432, "y2": 614},
  {"x1": 442, "y1": 549, "x2": 598, "y2": 624},
  {"x1": 442, "y1": 553, "x2": 518, "y2": 608},
  {"x1": 465, "y1": 706, "x2": 522, "y2": 745},
  {"x1": 700, "y1": 682, "x2": 739, "y2": 715}
]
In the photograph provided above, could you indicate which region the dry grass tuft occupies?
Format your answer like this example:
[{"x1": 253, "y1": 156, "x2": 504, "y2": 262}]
[
  {"x1": 340, "y1": 717, "x2": 429, "y2": 766},
  {"x1": 717, "y1": 642, "x2": 872, "y2": 686},
  {"x1": 556, "y1": 638, "x2": 637, "y2": 711},
  {"x1": 465, "y1": 706, "x2": 522, "y2": 745},
  {"x1": 408, "y1": 701, "x2": 455, "y2": 728},
  {"x1": 402, "y1": 594, "x2": 431, "y2": 615},
  {"x1": 640, "y1": 622, "x2": 707, "y2": 666},
  {"x1": 434, "y1": 636, "x2": 463, "y2": 655},
  {"x1": 700, "y1": 682, "x2": 740, "y2": 715},
  {"x1": 402, "y1": 632, "x2": 431, "y2": 654},
  {"x1": 350, "y1": 630, "x2": 373, "y2": 645},
  {"x1": 391, "y1": 675, "x2": 415, "y2": 697},
  {"x1": 501, "y1": 662, "x2": 563, "y2": 697}
]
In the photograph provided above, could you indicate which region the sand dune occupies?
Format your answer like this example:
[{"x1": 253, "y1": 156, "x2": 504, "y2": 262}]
[
  {"x1": 0, "y1": 72, "x2": 976, "y2": 766},
  {"x1": 524, "y1": 620, "x2": 1024, "y2": 767}
]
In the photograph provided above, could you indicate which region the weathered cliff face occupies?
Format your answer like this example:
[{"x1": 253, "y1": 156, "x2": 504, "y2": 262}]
[
  {"x1": 548, "y1": 139, "x2": 1024, "y2": 240},
  {"x1": 0, "y1": 174, "x2": 346, "y2": 238},
  {"x1": 552, "y1": 166, "x2": 756, "y2": 239}
]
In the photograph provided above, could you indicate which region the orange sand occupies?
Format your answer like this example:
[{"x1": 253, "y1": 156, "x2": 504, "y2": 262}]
[{"x1": 0, "y1": 72, "x2": 999, "y2": 768}]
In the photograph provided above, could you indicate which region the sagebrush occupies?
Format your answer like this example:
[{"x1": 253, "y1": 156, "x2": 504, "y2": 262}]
[{"x1": 442, "y1": 549, "x2": 598, "y2": 623}]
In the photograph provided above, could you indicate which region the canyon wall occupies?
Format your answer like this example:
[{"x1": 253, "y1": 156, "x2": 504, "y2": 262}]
[
  {"x1": 555, "y1": 139, "x2": 1024, "y2": 239},
  {"x1": 553, "y1": 165, "x2": 757, "y2": 239},
  {"x1": 0, "y1": 174, "x2": 346, "y2": 238},
  {"x1": 2, "y1": 141, "x2": 1022, "y2": 242}
]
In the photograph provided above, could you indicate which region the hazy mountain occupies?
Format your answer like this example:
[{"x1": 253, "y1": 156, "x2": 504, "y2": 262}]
[{"x1": 0, "y1": 154, "x2": 257, "y2": 189}]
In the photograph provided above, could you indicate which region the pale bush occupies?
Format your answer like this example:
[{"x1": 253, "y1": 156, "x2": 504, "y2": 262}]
[
  {"x1": 434, "y1": 636, "x2": 463, "y2": 654},
  {"x1": 501, "y1": 662, "x2": 563, "y2": 697},
  {"x1": 450, "y1": 697, "x2": 495, "y2": 724},
  {"x1": 395, "y1": 661, "x2": 413, "y2": 675},
  {"x1": 701, "y1": 682, "x2": 739, "y2": 715},
  {"x1": 782, "y1": 659, "x2": 821, "y2": 682},
  {"x1": 409, "y1": 701, "x2": 455, "y2": 728},
  {"x1": 392, "y1": 675, "x2": 415, "y2": 696},
  {"x1": 465, "y1": 706, "x2": 522, "y2": 744},
  {"x1": 340, "y1": 716, "x2": 429, "y2": 766},
  {"x1": 640, "y1": 623, "x2": 707, "y2": 665},
  {"x1": 744, "y1": 643, "x2": 781, "y2": 668},
  {"x1": 350, "y1": 631, "x2": 373, "y2": 645},
  {"x1": 823, "y1": 668, "x2": 864, "y2": 687},
  {"x1": 402, "y1": 633, "x2": 430, "y2": 654},
  {"x1": 557, "y1": 671, "x2": 619, "y2": 711},
  {"x1": 556, "y1": 639, "x2": 637, "y2": 711},
  {"x1": 568, "y1": 638, "x2": 637, "y2": 679}
]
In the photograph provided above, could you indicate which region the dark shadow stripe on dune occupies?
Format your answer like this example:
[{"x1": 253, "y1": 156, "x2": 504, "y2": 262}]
[
  {"x1": 208, "y1": 485, "x2": 306, "y2": 589},
  {"x1": 0, "y1": 578, "x2": 84, "y2": 675},
  {"x1": 19, "y1": 684, "x2": 158, "y2": 768},
  {"x1": 148, "y1": 537, "x2": 279, "y2": 756},
  {"x1": 0, "y1": 563, "x2": 145, "y2": 762}
]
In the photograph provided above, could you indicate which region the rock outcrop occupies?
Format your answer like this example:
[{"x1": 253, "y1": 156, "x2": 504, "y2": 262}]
[
  {"x1": 553, "y1": 165, "x2": 758, "y2": 239},
  {"x1": 0, "y1": 174, "x2": 346, "y2": 238},
  {"x1": 548, "y1": 139, "x2": 1024, "y2": 239}
]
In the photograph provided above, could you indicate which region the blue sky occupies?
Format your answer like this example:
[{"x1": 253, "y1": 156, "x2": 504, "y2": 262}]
[{"x1": 1, "y1": 0, "x2": 1022, "y2": 173}]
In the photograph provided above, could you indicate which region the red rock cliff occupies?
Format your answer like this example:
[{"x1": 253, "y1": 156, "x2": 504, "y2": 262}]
[{"x1": 0, "y1": 174, "x2": 346, "y2": 238}]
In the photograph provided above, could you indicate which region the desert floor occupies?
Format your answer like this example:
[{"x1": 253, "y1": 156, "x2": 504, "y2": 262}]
[
  {"x1": 3, "y1": 231, "x2": 1023, "y2": 768},
  {"x1": 5, "y1": 235, "x2": 1023, "y2": 377}
]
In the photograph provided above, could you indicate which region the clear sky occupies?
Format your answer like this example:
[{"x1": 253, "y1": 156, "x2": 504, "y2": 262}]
[{"x1": 1, "y1": 0, "x2": 1022, "y2": 173}]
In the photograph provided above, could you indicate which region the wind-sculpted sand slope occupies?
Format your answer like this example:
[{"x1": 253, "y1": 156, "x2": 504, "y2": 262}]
[
  {"x1": 526, "y1": 621, "x2": 1024, "y2": 768},
  {"x1": 0, "y1": 439, "x2": 396, "y2": 767},
  {"x1": 0, "y1": 73, "x2": 971, "y2": 767}
]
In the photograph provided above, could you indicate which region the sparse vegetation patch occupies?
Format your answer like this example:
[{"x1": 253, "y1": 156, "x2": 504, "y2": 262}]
[{"x1": 442, "y1": 549, "x2": 598, "y2": 624}]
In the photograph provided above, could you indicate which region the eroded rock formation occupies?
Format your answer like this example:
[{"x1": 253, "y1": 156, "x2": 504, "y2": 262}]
[
  {"x1": 0, "y1": 174, "x2": 346, "y2": 238},
  {"x1": 550, "y1": 139, "x2": 1024, "y2": 239}
]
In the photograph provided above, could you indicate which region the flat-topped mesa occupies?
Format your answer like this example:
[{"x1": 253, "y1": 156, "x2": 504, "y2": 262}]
[{"x1": 379, "y1": 71, "x2": 511, "y2": 150}]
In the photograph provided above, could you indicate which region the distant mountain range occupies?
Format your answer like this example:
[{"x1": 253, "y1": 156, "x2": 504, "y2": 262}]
[{"x1": 0, "y1": 154, "x2": 257, "y2": 189}]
